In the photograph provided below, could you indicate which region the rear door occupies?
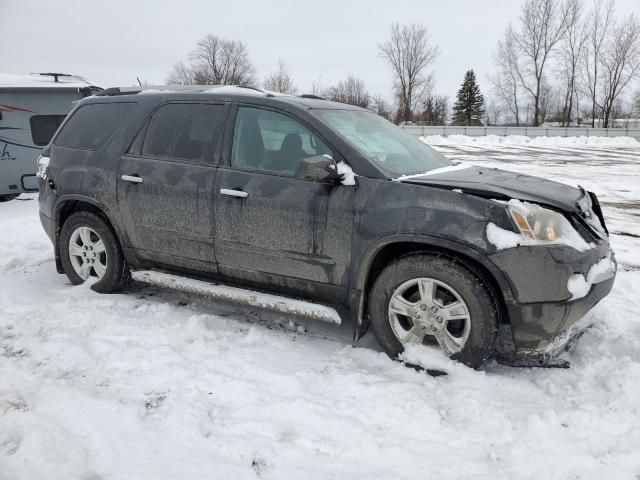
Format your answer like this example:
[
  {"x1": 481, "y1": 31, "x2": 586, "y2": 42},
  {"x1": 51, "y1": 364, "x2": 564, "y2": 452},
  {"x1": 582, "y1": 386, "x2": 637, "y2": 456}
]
[
  {"x1": 213, "y1": 105, "x2": 355, "y2": 293},
  {"x1": 117, "y1": 102, "x2": 228, "y2": 272}
]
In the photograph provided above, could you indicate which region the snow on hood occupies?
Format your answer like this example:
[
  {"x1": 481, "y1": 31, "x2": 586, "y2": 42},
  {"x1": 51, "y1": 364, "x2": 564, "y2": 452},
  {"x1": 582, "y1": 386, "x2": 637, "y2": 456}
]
[
  {"x1": 397, "y1": 165, "x2": 585, "y2": 213},
  {"x1": 393, "y1": 163, "x2": 473, "y2": 181}
]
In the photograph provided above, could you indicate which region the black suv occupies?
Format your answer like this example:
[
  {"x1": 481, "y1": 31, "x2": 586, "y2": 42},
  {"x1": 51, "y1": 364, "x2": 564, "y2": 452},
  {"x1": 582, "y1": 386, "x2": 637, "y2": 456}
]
[{"x1": 37, "y1": 86, "x2": 616, "y2": 367}]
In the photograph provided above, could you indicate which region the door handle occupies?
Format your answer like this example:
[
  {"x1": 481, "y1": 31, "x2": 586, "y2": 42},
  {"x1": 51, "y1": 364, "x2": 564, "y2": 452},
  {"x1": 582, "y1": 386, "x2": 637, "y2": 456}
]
[
  {"x1": 121, "y1": 174, "x2": 143, "y2": 184},
  {"x1": 220, "y1": 188, "x2": 248, "y2": 198}
]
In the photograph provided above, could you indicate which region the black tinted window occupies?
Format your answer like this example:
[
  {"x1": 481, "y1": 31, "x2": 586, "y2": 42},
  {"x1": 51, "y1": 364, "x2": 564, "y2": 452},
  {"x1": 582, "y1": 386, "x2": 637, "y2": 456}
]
[
  {"x1": 231, "y1": 107, "x2": 331, "y2": 176},
  {"x1": 54, "y1": 103, "x2": 135, "y2": 150},
  {"x1": 142, "y1": 103, "x2": 225, "y2": 162},
  {"x1": 30, "y1": 115, "x2": 67, "y2": 146}
]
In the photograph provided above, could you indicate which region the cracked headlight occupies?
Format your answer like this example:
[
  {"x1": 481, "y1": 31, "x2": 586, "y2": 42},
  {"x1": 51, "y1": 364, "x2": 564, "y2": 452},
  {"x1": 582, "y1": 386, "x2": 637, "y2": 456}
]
[{"x1": 507, "y1": 200, "x2": 593, "y2": 251}]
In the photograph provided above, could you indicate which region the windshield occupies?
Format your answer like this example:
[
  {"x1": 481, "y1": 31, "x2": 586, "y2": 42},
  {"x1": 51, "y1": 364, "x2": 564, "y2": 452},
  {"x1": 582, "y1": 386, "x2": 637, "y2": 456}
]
[{"x1": 313, "y1": 109, "x2": 451, "y2": 177}]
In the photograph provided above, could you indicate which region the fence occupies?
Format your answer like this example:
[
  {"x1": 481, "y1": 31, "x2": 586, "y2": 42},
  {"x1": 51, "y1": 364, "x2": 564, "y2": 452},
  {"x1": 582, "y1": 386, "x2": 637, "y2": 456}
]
[{"x1": 401, "y1": 125, "x2": 640, "y2": 141}]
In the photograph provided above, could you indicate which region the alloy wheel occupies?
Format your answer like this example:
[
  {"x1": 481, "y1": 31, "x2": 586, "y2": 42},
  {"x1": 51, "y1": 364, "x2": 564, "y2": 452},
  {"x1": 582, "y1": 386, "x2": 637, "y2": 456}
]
[
  {"x1": 68, "y1": 226, "x2": 108, "y2": 280},
  {"x1": 388, "y1": 277, "x2": 471, "y2": 356}
]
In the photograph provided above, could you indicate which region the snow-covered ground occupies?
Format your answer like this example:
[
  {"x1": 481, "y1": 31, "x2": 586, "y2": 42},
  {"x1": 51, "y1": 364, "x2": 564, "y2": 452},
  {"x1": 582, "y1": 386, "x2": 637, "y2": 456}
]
[{"x1": 1, "y1": 137, "x2": 640, "y2": 479}]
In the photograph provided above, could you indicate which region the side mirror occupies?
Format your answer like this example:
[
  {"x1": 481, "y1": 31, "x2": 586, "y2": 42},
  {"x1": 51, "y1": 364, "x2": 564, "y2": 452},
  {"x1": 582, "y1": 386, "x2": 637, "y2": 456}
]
[{"x1": 297, "y1": 155, "x2": 342, "y2": 183}]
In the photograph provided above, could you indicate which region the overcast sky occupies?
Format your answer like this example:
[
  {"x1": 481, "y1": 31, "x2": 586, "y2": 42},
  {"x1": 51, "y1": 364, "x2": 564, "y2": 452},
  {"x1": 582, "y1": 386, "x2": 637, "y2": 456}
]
[{"x1": 1, "y1": 0, "x2": 638, "y2": 102}]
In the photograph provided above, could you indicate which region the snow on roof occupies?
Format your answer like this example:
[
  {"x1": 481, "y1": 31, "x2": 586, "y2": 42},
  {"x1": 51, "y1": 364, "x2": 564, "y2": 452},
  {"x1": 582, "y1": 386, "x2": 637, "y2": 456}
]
[
  {"x1": 204, "y1": 85, "x2": 291, "y2": 97},
  {"x1": 0, "y1": 73, "x2": 100, "y2": 89}
]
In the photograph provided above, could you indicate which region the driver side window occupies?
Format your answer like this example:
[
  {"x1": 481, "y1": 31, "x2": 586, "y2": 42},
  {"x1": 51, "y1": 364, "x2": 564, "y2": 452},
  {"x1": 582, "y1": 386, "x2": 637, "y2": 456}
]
[{"x1": 231, "y1": 107, "x2": 331, "y2": 176}]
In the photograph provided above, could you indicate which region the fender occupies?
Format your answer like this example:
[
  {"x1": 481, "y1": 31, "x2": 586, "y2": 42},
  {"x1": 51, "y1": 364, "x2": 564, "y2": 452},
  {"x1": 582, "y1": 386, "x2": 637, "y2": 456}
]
[
  {"x1": 350, "y1": 233, "x2": 517, "y2": 341},
  {"x1": 52, "y1": 194, "x2": 134, "y2": 270}
]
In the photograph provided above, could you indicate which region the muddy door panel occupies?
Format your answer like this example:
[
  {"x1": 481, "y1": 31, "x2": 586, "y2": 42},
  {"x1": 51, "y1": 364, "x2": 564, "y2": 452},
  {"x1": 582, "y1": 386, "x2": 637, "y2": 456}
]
[
  {"x1": 117, "y1": 156, "x2": 217, "y2": 272},
  {"x1": 213, "y1": 168, "x2": 354, "y2": 289}
]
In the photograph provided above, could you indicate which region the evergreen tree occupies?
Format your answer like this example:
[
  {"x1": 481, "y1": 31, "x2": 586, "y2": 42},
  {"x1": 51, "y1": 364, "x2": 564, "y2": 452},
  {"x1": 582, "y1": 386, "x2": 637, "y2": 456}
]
[{"x1": 452, "y1": 70, "x2": 485, "y2": 126}]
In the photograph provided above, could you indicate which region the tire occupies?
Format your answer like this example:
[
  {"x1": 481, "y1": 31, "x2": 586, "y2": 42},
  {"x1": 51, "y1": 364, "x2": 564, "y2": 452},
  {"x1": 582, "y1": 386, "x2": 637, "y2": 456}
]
[
  {"x1": 368, "y1": 253, "x2": 498, "y2": 368},
  {"x1": 59, "y1": 211, "x2": 131, "y2": 293},
  {"x1": 0, "y1": 194, "x2": 19, "y2": 202}
]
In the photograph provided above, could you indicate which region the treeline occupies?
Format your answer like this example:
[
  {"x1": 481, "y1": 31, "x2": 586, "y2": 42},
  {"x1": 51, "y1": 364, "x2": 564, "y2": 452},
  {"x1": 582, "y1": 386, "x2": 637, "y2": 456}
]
[
  {"x1": 491, "y1": 0, "x2": 640, "y2": 127},
  {"x1": 166, "y1": 0, "x2": 640, "y2": 128}
]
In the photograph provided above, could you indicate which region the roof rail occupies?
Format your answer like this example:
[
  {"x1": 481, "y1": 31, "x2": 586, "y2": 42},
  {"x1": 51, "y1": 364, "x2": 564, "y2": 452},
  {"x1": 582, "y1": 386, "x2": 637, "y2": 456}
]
[
  {"x1": 299, "y1": 94, "x2": 325, "y2": 100},
  {"x1": 93, "y1": 84, "x2": 281, "y2": 97},
  {"x1": 94, "y1": 87, "x2": 141, "y2": 96}
]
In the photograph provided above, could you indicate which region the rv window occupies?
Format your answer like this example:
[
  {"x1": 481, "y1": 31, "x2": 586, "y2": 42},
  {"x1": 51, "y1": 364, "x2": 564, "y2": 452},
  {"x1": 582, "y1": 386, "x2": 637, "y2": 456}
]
[
  {"x1": 30, "y1": 115, "x2": 67, "y2": 146},
  {"x1": 141, "y1": 103, "x2": 225, "y2": 162},
  {"x1": 54, "y1": 103, "x2": 135, "y2": 150}
]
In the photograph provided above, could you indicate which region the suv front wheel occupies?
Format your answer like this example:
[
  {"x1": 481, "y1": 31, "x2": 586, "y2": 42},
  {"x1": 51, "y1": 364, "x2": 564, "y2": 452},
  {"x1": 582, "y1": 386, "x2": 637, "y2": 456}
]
[
  {"x1": 59, "y1": 211, "x2": 130, "y2": 293},
  {"x1": 369, "y1": 253, "x2": 498, "y2": 368}
]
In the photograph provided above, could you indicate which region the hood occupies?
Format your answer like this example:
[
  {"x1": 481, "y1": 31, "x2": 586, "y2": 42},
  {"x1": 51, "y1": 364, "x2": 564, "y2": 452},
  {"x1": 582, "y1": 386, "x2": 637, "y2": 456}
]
[{"x1": 400, "y1": 166, "x2": 582, "y2": 212}]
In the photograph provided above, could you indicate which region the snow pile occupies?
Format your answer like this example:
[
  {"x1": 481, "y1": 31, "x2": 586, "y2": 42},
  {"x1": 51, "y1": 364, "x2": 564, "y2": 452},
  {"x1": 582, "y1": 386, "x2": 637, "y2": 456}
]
[
  {"x1": 486, "y1": 200, "x2": 594, "y2": 252},
  {"x1": 422, "y1": 134, "x2": 640, "y2": 148},
  {"x1": 567, "y1": 257, "x2": 617, "y2": 300}
]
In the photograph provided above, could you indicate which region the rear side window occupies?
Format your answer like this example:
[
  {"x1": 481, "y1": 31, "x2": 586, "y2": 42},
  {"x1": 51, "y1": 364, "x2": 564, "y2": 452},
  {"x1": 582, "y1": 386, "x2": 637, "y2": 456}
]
[
  {"x1": 30, "y1": 115, "x2": 67, "y2": 146},
  {"x1": 54, "y1": 103, "x2": 135, "y2": 150},
  {"x1": 141, "y1": 103, "x2": 225, "y2": 162}
]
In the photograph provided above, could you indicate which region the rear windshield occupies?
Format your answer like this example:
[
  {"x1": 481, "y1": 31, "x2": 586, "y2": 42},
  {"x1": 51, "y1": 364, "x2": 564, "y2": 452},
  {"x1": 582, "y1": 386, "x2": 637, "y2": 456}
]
[
  {"x1": 30, "y1": 115, "x2": 67, "y2": 146},
  {"x1": 54, "y1": 102, "x2": 135, "y2": 150}
]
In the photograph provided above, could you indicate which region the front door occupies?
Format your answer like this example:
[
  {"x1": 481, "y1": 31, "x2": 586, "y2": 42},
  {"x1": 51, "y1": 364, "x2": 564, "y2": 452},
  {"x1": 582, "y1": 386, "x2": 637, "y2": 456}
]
[
  {"x1": 214, "y1": 106, "x2": 355, "y2": 293},
  {"x1": 117, "y1": 102, "x2": 227, "y2": 271}
]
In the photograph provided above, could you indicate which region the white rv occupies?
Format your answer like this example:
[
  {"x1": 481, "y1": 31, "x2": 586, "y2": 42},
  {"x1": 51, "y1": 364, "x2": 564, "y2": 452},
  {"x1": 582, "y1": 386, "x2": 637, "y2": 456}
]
[{"x1": 0, "y1": 73, "x2": 101, "y2": 201}]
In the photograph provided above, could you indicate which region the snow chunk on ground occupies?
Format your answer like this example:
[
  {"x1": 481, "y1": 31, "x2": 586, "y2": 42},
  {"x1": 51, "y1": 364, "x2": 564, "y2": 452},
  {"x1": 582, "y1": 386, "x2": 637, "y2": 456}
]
[
  {"x1": 486, "y1": 200, "x2": 594, "y2": 252},
  {"x1": 336, "y1": 161, "x2": 356, "y2": 186},
  {"x1": 394, "y1": 163, "x2": 473, "y2": 181},
  {"x1": 567, "y1": 257, "x2": 617, "y2": 300}
]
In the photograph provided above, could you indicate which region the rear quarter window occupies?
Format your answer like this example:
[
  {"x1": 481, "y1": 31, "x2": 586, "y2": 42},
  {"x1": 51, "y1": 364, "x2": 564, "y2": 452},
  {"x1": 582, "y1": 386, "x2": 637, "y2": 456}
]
[{"x1": 54, "y1": 102, "x2": 135, "y2": 150}]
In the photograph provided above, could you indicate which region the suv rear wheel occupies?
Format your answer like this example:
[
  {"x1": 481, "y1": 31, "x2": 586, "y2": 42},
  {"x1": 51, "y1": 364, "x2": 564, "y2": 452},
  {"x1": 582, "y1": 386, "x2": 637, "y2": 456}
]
[
  {"x1": 59, "y1": 211, "x2": 130, "y2": 293},
  {"x1": 368, "y1": 253, "x2": 498, "y2": 368}
]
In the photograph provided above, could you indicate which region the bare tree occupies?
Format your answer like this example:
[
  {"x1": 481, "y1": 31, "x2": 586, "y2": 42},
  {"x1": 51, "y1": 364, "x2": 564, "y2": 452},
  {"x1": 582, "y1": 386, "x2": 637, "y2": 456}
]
[
  {"x1": 581, "y1": 0, "x2": 615, "y2": 126},
  {"x1": 509, "y1": 0, "x2": 570, "y2": 126},
  {"x1": 491, "y1": 29, "x2": 523, "y2": 125},
  {"x1": 599, "y1": 14, "x2": 640, "y2": 127},
  {"x1": 484, "y1": 99, "x2": 503, "y2": 125},
  {"x1": 369, "y1": 94, "x2": 394, "y2": 120},
  {"x1": 310, "y1": 76, "x2": 323, "y2": 96},
  {"x1": 324, "y1": 76, "x2": 370, "y2": 108},
  {"x1": 166, "y1": 61, "x2": 195, "y2": 85},
  {"x1": 167, "y1": 34, "x2": 255, "y2": 86},
  {"x1": 559, "y1": 0, "x2": 586, "y2": 125},
  {"x1": 378, "y1": 23, "x2": 440, "y2": 123},
  {"x1": 417, "y1": 93, "x2": 449, "y2": 125},
  {"x1": 262, "y1": 60, "x2": 297, "y2": 94}
]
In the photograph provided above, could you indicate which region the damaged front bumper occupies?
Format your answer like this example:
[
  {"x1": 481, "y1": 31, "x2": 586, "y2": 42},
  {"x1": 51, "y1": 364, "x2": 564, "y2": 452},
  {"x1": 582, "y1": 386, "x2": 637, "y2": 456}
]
[{"x1": 490, "y1": 240, "x2": 616, "y2": 363}]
